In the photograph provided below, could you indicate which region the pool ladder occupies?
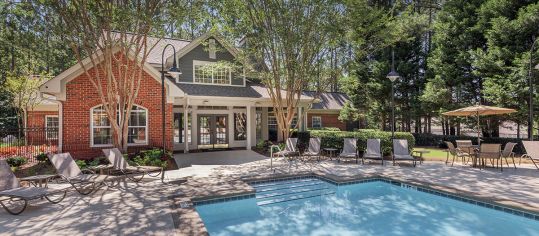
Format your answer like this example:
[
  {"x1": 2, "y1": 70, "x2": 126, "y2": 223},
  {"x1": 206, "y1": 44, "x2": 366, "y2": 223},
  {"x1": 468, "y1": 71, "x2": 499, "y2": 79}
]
[{"x1": 251, "y1": 178, "x2": 336, "y2": 206}]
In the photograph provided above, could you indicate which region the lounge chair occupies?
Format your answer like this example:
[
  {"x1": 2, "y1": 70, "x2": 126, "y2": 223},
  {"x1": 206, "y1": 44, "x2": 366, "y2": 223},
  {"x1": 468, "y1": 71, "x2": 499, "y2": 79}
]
[
  {"x1": 521, "y1": 141, "x2": 539, "y2": 170},
  {"x1": 301, "y1": 138, "x2": 321, "y2": 162},
  {"x1": 392, "y1": 139, "x2": 417, "y2": 167},
  {"x1": 445, "y1": 141, "x2": 471, "y2": 166},
  {"x1": 272, "y1": 138, "x2": 300, "y2": 170},
  {"x1": 477, "y1": 144, "x2": 501, "y2": 170},
  {"x1": 0, "y1": 160, "x2": 66, "y2": 215},
  {"x1": 501, "y1": 142, "x2": 517, "y2": 169},
  {"x1": 49, "y1": 153, "x2": 122, "y2": 195},
  {"x1": 362, "y1": 139, "x2": 383, "y2": 165},
  {"x1": 338, "y1": 138, "x2": 358, "y2": 164},
  {"x1": 102, "y1": 148, "x2": 164, "y2": 182}
]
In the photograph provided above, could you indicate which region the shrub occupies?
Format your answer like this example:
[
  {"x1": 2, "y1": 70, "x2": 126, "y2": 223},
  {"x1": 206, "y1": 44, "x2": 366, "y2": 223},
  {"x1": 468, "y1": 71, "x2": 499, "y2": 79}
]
[
  {"x1": 298, "y1": 129, "x2": 415, "y2": 155},
  {"x1": 35, "y1": 153, "x2": 49, "y2": 163},
  {"x1": 75, "y1": 160, "x2": 87, "y2": 169},
  {"x1": 6, "y1": 156, "x2": 27, "y2": 168},
  {"x1": 131, "y1": 148, "x2": 171, "y2": 168}
]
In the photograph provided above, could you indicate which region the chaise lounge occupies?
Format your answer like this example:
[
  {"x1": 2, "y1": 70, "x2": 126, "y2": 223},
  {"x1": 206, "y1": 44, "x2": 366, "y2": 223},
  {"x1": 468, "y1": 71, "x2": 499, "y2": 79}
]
[
  {"x1": 392, "y1": 139, "x2": 417, "y2": 167},
  {"x1": 0, "y1": 160, "x2": 66, "y2": 215},
  {"x1": 102, "y1": 148, "x2": 164, "y2": 182},
  {"x1": 362, "y1": 139, "x2": 383, "y2": 165}
]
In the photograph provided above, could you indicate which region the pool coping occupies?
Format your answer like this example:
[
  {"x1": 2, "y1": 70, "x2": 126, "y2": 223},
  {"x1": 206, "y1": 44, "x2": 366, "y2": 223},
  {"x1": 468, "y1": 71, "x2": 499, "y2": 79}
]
[{"x1": 172, "y1": 172, "x2": 539, "y2": 235}]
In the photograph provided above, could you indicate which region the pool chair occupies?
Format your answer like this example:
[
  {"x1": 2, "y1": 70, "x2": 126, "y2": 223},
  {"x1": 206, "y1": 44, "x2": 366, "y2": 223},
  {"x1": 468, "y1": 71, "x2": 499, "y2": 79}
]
[
  {"x1": 271, "y1": 138, "x2": 300, "y2": 170},
  {"x1": 362, "y1": 139, "x2": 383, "y2": 165},
  {"x1": 49, "y1": 153, "x2": 123, "y2": 195},
  {"x1": 521, "y1": 141, "x2": 539, "y2": 170},
  {"x1": 445, "y1": 141, "x2": 471, "y2": 166},
  {"x1": 301, "y1": 138, "x2": 321, "y2": 162},
  {"x1": 102, "y1": 148, "x2": 164, "y2": 182},
  {"x1": 338, "y1": 138, "x2": 359, "y2": 164},
  {"x1": 392, "y1": 139, "x2": 417, "y2": 167},
  {"x1": 500, "y1": 142, "x2": 517, "y2": 169},
  {"x1": 0, "y1": 160, "x2": 66, "y2": 215},
  {"x1": 476, "y1": 144, "x2": 501, "y2": 170}
]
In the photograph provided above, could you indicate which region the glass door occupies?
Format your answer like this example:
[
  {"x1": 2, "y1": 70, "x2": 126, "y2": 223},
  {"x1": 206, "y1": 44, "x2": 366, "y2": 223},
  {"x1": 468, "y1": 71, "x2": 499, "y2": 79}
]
[{"x1": 198, "y1": 115, "x2": 228, "y2": 149}]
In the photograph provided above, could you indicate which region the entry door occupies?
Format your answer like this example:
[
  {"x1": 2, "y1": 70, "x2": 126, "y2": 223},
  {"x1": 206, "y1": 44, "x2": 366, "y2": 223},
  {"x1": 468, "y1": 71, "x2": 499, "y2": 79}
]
[{"x1": 198, "y1": 115, "x2": 228, "y2": 149}]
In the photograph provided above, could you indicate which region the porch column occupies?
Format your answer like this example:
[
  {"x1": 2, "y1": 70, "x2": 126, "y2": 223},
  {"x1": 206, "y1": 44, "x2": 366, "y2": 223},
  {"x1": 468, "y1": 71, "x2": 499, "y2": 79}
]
[
  {"x1": 247, "y1": 104, "x2": 252, "y2": 150},
  {"x1": 184, "y1": 98, "x2": 189, "y2": 153}
]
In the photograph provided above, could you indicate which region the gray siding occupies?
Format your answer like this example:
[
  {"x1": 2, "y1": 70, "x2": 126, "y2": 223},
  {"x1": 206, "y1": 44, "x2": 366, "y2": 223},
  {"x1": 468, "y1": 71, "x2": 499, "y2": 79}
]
[{"x1": 177, "y1": 37, "x2": 244, "y2": 86}]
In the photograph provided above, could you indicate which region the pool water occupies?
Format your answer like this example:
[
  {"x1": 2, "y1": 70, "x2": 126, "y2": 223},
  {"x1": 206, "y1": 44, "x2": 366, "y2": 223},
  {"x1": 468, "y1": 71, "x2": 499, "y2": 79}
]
[{"x1": 195, "y1": 178, "x2": 539, "y2": 236}]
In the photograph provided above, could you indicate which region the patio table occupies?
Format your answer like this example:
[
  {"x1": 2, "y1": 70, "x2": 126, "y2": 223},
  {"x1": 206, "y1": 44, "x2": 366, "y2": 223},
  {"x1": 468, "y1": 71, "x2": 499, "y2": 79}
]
[
  {"x1": 20, "y1": 174, "x2": 57, "y2": 188},
  {"x1": 413, "y1": 150, "x2": 429, "y2": 165},
  {"x1": 323, "y1": 148, "x2": 338, "y2": 161},
  {"x1": 86, "y1": 164, "x2": 114, "y2": 175}
]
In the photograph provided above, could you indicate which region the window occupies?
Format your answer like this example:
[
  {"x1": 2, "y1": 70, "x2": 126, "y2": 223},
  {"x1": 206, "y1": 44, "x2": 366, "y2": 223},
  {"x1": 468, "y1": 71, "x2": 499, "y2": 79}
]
[
  {"x1": 193, "y1": 61, "x2": 231, "y2": 85},
  {"x1": 312, "y1": 116, "x2": 322, "y2": 128},
  {"x1": 234, "y1": 113, "x2": 247, "y2": 141},
  {"x1": 268, "y1": 116, "x2": 278, "y2": 131},
  {"x1": 91, "y1": 105, "x2": 147, "y2": 146},
  {"x1": 45, "y1": 116, "x2": 59, "y2": 140}
]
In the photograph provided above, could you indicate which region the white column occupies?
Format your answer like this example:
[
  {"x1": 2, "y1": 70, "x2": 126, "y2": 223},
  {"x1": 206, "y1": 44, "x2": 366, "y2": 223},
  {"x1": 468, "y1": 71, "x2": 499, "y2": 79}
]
[
  {"x1": 246, "y1": 104, "x2": 252, "y2": 150},
  {"x1": 183, "y1": 98, "x2": 189, "y2": 153}
]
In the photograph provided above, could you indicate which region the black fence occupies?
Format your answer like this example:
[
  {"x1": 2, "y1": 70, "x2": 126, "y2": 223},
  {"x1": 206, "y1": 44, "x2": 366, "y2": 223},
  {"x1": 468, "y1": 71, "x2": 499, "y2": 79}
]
[{"x1": 0, "y1": 127, "x2": 59, "y2": 162}]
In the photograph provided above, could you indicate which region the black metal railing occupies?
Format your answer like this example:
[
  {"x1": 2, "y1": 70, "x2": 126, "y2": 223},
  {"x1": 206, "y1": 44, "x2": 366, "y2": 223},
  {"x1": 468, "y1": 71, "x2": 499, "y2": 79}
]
[{"x1": 0, "y1": 127, "x2": 59, "y2": 162}]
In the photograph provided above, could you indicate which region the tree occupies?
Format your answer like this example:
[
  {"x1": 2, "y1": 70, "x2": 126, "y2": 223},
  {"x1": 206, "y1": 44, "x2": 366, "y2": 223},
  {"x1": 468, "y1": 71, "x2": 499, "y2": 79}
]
[
  {"x1": 47, "y1": 0, "x2": 164, "y2": 152},
  {"x1": 5, "y1": 71, "x2": 49, "y2": 129},
  {"x1": 217, "y1": 0, "x2": 341, "y2": 140}
]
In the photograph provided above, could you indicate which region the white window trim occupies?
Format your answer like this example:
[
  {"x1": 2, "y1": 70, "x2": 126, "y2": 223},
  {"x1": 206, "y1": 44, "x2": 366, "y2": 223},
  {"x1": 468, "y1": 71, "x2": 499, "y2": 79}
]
[
  {"x1": 312, "y1": 116, "x2": 322, "y2": 128},
  {"x1": 192, "y1": 60, "x2": 232, "y2": 86},
  {"x1": 45, "y1": 115, "x2": 59, "y2": 140},
  {"x1": 90, "y1": 104, "x2": 149, "y2": 147}
]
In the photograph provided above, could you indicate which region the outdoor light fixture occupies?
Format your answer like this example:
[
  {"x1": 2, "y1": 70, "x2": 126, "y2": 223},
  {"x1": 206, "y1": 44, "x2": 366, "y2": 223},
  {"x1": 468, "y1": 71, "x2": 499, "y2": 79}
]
[
  {"x1": 386, "y1": 49, "x2": 400, "y2": 140},
  {"x1": 160, "y1": 44, "x2": 180, "y2": 181}
]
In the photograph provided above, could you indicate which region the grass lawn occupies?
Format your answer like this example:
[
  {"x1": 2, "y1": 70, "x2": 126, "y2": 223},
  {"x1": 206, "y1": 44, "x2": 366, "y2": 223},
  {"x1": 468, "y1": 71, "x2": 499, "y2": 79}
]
[{"x1": 413, "y1": 147, "x2": 448, "y2": 162}]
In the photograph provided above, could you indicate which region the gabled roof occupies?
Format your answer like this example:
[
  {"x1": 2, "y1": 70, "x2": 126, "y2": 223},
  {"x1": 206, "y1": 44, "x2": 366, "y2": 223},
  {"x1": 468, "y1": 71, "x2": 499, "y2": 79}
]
[
  {"x1": 163, "y1": 32, "x2": 241, "y2": 66},
  {"x1": 303, "y1": 91, "x2": 349, "y2": 110},
  {"x1": 145, "y1": 36, "x2": 191, "y2": 65}
]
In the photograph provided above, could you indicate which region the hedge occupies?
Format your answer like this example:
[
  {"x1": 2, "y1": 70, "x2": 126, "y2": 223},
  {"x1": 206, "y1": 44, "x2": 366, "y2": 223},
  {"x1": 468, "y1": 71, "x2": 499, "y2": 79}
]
[
  {"x1": 413, "y1": 133, "x2": 527, "y2": 154},
  {"x1": 293, "y1": 130, "x2": 415, "y2": 155}
]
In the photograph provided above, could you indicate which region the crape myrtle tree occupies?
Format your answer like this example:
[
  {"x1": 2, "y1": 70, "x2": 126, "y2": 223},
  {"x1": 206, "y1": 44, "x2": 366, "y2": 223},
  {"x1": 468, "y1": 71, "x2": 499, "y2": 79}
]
[
  {"x1": 46, "y1": 0, "x2": 164, "y2": 152},
  {"x1": 216, "y1": 0, "x2": 341, "y2": 140}
]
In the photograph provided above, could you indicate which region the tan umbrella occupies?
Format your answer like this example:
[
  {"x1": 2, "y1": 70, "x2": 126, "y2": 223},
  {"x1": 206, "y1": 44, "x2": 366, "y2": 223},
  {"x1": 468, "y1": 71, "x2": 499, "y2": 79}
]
[{"x1": 442, "y1": 105, "x2": 517, "y2": 145}]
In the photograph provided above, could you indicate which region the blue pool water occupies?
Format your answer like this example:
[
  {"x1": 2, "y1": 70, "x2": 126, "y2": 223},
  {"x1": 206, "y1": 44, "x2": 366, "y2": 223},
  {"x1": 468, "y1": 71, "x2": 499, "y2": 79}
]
[{"x1": 195, "y1": 178, "x2": 539, "y2": 236}]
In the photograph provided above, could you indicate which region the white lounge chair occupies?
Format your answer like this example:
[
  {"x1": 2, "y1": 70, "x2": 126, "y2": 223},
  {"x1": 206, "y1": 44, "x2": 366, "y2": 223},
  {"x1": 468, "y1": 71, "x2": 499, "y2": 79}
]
[
  {"x1": 392, "y1": 139, "x2": 417, "y2": 167},
  {"x1": 338, "y1": 138, "x2": 358, "y2": 164},
  {"x1": 49, "y1": 153, "x2": 122, "y2": 195},
  {"x1": 102, "y1": 148, "x2": 164, "y2": 182},
  {"x1": 0, "y1": 160, "x2": 66, "y2": 215},
  {"x1": 272, "y1": 138, "x2": 300, "y2": 170},
  {"x1": 362, "y1": 139, "x2": 383, "y2": 165}
]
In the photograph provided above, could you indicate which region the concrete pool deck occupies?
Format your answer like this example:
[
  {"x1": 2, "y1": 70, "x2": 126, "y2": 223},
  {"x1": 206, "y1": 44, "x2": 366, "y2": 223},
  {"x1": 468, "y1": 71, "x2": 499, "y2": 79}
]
[{"x1": 3, "y1": 151, "x2": 539, "y2": 235}]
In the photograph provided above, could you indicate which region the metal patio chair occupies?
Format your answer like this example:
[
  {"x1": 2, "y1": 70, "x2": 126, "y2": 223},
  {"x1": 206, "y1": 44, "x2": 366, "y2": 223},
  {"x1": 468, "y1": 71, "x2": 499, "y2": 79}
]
[
  {"x1": 445, "y1": 141, "x2": 471, "y2": 166},
  {"x1": 477, "y1": 144, "x2": 502, "y2": 171},
  {"x1": 0, "y1": 160, "x2": 66, "y2": 215},
  {"x1": 338, "y1": 138, "x2": 359, "y2": 164},
  {"x1": 102, "y1": 148, "x2": 164, "y2": 182},
  {"x1": 301, "y1": 138, "x2": 322, "y2": 162},
  {"x1": 392, "y1": 139, "x2": 417, "y2": 167},
  {"x1": 521, "y1": 141, "x2": 539, "y2": 170},
  {"x1": 49, "y1": 153, "x2": 123, "y2": 195},
  {"x1": 500, "y1": 142, "x2": 517, "y2": 169},
  {"x1": 362, "y1": 139, "x2": 383, "y2": 165},
  {"x1": 271, "y1": 138, "x2": 300, "y2": 171}
]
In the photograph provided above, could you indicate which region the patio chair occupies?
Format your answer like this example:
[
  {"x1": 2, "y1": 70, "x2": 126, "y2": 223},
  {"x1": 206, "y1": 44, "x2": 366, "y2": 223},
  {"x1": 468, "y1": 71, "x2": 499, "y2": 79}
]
[
  {"x1": 392, "y1": 139, "x2": 417, "y2": 167},
  {"x1": 48, "y1": 153, "x2": 122, "y2": 195},
  {"x1": 338, "y1": 138, "x2": 359, "y2": 164},
  {"x1": 272, "y1": 138, "x2": 300, "y2": 170},
  {"x1": 521, "y1": 141, "x2": 539, "y2": 170},
  {"x1": 501, "y1": 142, "x2": 517, "y2": 169},
  {"x1": 477, "y1": 144, "x2": 502, "y2": 171},
  {"x1": 362, "y1": 139, "x2": 383, "y2": 165},
  {"x1": 301, "y1": 138, "x2": 321, "y2": 162},
  {"x1": 0, "y1": 160, "x2": 66, "y2": 215},
  {"x1": 456, "y1": 140, "x2": 475, "y2": 154},
  {"x1": 102, "y1": 148, "x2": 164, "y2": 182},
  {"x1": 445, "y1": 141, "x2": 470, "y2": 166}
]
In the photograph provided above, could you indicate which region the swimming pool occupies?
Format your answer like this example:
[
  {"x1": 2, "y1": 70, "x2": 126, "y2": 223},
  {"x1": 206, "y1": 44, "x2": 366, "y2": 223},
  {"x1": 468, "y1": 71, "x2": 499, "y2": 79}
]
[{"x1": 195, "y1": 177, "x2": 539, "y2": 236}]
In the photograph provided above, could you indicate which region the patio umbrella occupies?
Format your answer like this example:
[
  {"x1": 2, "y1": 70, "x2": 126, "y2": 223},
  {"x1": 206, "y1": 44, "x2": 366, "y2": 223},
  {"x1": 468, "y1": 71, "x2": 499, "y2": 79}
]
[{"x1": 442, "y1": 105, "x2": 516, "y2": 145}]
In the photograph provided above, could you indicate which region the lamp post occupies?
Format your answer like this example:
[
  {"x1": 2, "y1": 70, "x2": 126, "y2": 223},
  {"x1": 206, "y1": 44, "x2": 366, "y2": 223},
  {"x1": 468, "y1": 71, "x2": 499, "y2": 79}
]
[
  {"x1": 529, "y1": 37, "x2": 538, "y2": 141},
  {"x1": 386, "y1": 49, "x2": 400, "y2": 140},
  {"x1": 161, "y1": 44, "x2": 181, "y2": 178}
]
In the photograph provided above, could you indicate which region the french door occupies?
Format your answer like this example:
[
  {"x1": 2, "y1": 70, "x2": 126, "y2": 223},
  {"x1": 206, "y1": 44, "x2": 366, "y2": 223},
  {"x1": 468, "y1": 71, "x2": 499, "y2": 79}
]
[{"x1": 198, "y1": 114, "x2": 228, "y2": 149}]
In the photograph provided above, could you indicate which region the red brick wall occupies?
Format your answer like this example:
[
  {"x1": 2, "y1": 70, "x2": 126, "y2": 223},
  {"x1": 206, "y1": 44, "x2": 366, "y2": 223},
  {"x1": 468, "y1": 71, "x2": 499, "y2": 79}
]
[
  {"x1": 62, "y1": 56, "x2": 173, "y2": 159},
  {"x1": 26, "y1": 111, "x2": 59, "y2": 145},
  {"x1": 307, "y1": 112, "x2": 347, "y2": 131}
]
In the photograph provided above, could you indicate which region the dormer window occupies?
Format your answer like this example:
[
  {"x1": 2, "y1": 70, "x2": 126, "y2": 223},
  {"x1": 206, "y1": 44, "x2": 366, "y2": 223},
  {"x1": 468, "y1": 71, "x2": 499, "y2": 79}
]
[{"x1": 193, "y1": 60, "x2": 231, "y2": 85}]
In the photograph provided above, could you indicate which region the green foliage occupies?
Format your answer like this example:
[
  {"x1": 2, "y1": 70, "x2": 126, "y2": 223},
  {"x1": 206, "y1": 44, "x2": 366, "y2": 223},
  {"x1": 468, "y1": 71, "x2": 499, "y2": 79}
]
[
  {"x1": 75, "y1": 160, "x2": 87, "y2": 170},
  {"x1": 130, "y1": 149, "x2": 171, "y2": 168},
  {"x1": 6, "y1": 156, "x2": 27, "y2": 168},
  {"x1": 35, "y1": 153, "x2": 49, "y2": 163},
  {"x1": 298, "y1": 130, "x2": 415, "y2": 155}
]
